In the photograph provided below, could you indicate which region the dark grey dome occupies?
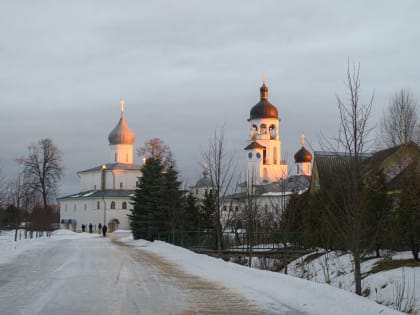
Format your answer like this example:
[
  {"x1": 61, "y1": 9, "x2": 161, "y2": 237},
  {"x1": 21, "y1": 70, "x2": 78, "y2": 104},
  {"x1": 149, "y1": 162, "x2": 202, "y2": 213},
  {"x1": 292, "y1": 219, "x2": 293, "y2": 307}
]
[
  {"x1": 249, "y1": 82, "x2": 279, "y2": 121},
  {"x1": 108, "y1": 116, "x2": 135, "y2": 145},
  {"x1": 195, "y1": 169, "x2": 212, "y2": 187}
]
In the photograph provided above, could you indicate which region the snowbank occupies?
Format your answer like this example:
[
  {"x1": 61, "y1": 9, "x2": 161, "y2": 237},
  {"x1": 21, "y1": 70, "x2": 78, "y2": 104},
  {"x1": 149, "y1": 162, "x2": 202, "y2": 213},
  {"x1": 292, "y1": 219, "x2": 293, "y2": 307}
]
[{"x1": 123, "y1": 236, "x2": 404, "y2": 315}]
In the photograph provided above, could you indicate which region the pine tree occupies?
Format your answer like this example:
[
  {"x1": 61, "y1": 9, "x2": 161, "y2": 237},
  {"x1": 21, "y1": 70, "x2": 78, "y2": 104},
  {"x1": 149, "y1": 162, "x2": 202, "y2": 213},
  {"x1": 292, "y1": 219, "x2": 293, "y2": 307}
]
[
  {"x1": 395, "y1": 162, "x2": 420, "y2": 260},
  {"x1": 129, "y1": 157, "x2": 165, "y2": 240},
  {"x1": 184, "y1": 192, "x2": 200, "y2": 231},
  {"x1": 362, "y1": 169, "x2": 390, "y2": 257},
  {"x1": 162, "y1": 164, "x2": 184, "y2": 241},
  {"x1": 201, "y1": 190, "x2": 216, "y2": 230}
]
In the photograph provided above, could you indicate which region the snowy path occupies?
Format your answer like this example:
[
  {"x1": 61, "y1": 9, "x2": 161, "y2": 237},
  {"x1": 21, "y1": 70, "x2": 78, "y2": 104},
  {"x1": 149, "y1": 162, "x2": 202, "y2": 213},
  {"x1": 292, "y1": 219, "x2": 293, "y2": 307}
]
[{"x1": 0, "y1": 235, "x2": 299, "y2": 315}]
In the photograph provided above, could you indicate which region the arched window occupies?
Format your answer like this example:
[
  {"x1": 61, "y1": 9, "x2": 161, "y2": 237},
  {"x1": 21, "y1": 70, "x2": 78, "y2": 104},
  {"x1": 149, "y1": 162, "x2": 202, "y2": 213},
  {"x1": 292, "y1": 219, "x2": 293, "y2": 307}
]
[
  {"x1": 94, "y1": 184, "x2": 97, "y2": 190},
  {"x1": 260, "y1": 124, "x2": 268, "y2": 134},
  {"x1": 120, "y1": 182, "x2": 123, "y2": 189},
  {"x1": 110, "y1": 201, "x2": 115, "y2": 209},
  {"x1": 269, "y1": 125, "x2": 276, "y2": 139},
  {"x1": 97, "y1": 201, "x2": 100, "y2": 209},
  {"x1": 122, "y1": 202, "x2": 127, "y2": 209}
]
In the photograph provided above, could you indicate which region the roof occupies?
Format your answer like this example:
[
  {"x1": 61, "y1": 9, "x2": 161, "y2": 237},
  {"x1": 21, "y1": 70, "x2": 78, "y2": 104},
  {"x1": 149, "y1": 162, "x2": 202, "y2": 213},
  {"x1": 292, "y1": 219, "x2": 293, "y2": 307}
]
[
  {"x1": 249, "y1": 83, "x2": 279, "y2": 121},
  {"x1": 310, "y1": 142, "x2": 420, "y2": 192},
  {"x1": 58, "y1": 189, "x2": 136, "y2": 200},
  {"x1": 244, "y1": 141, "x2": 266, "y2": 150},
  {"x1": 108, "y1": 115, "x2": 135, "y2": 145},
  {"x1": 226, "y1": 175, "x2": 311, "y2": 201},
  {"x1": 194, "y1": 176, "x2": 212, "y2": 188},
  {"x1": 79, "y1": 162, "x2": 141, "y2": 174}
]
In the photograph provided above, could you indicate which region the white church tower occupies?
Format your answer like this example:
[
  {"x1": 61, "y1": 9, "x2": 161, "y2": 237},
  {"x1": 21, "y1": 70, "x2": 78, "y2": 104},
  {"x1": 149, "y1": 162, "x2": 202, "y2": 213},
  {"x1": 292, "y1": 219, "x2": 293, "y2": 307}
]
[{"x1": 245, "y1": 81, "x2": 288, "y2": 185}]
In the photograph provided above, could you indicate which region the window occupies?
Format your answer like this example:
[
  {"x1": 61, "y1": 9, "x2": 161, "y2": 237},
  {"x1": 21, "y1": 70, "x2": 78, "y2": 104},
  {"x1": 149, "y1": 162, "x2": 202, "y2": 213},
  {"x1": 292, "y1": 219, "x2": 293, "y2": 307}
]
[
  {"x1": 223, "y1": 206, "x2": 227, "y2": 212},
  {"x1": 115, "y1": 153, "x2": 117, "y2": 162},
  {"x1": 122, "y1": 202, "x2": 127, "y2": 209},
  {"x1": 97, "y1": 201, "x2": 100, "y2": 209},
  {"x1": 94, "y1": 185, "x2": 96, "y2": 190},
  {"x1": 120, "y1": 182, "x2": 123, "y2": 189},
  {"x1": 84, "y1": 204, "x2": 87, "y2": 211},
  {"x1": 110, "y1": 201, "x2": 115, "y2": 209}
]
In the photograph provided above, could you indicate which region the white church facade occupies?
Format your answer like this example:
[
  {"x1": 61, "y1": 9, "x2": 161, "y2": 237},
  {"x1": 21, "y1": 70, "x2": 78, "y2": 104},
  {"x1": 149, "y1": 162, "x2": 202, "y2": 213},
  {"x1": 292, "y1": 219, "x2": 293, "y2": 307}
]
[{"x1": 59, "y1": 101, "x2": 141, "y2": 232}]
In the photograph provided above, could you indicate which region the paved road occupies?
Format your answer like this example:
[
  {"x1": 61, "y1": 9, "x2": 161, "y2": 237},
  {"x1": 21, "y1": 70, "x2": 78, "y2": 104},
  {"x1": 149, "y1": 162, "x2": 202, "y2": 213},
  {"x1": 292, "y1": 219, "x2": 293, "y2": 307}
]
[{"x1": 0, "y1": 236, "x2": 301, "y2": 315}]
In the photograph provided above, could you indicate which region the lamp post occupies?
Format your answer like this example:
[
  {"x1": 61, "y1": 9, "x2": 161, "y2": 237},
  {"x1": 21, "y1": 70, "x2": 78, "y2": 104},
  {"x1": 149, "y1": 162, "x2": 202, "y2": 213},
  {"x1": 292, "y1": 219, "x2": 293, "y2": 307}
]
[{"x1": 101, "y1": 164, "x2": 107, "y2": 226}]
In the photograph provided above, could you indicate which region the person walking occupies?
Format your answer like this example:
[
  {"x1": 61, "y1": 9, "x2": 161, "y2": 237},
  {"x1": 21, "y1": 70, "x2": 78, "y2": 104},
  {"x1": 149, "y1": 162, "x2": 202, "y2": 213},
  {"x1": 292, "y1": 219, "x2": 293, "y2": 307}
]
[
  {"x1": 88, "y1": 223, "x2": 93, "y2": 233},
  {"x1": 98, "y1": 223, "x2": 102, "y2": 234},
  {"x1": 81, "y1": 224, "x2": 86, "y2": 232},
  {"x1": 102, "y1": 225, "x2": 107, "y2": 237}
]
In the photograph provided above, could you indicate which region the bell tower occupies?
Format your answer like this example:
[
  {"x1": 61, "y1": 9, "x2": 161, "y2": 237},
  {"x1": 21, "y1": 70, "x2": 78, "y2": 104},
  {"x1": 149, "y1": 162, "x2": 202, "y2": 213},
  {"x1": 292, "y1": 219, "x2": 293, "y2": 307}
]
[{"x1": 245, "y1": 80, "x2": 288, "y2": 185}]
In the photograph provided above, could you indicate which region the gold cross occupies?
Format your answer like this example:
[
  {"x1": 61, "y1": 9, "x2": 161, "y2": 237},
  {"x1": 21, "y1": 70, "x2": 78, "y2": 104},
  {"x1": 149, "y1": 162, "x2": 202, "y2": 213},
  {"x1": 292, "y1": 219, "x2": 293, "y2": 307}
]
[
  {"x1": 301, "y1": 132, "x2": 305, "y2": 146},
  {"x1": 120, "y1": 99, "x2": 125, "y2": 114}
]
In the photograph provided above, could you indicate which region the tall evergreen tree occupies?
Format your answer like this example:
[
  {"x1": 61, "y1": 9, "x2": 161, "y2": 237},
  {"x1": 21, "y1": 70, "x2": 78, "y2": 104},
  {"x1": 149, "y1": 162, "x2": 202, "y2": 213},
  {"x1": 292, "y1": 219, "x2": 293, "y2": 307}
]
[
  {"x1": 395, "y1": 162, "x2": 420, "y2": 260},
  {"x1": 162, "y1": 163, "x2": 184, "y2": 241},
  {"x1": 201, "y1": 190, "x2": 216, "y2": 230},
  {"x1": 184, "y1": 192, "x2": 200, "y2": 231},
  {"x1": 129, "y1": 157, "x2": 165, "y2": 240},
  {"x1": 362, "y1": 169, "x2": 391, "y2": 257}
]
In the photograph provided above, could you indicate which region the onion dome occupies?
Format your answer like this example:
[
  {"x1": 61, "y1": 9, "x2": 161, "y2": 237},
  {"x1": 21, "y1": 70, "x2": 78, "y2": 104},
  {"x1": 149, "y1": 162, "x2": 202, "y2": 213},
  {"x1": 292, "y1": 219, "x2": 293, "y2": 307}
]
[
  {"x1": 195, "y1": 168, "x2": 212, "y2": 187},
  {"x1": 294, "y1": 146, "x2": 312, "y2": 163},
  {"x1": 249, "y1": 82, "x2": 279, "y2": 121},
  {"x1": 108, "y1": 100, "x2": 135, "y2": 145}
]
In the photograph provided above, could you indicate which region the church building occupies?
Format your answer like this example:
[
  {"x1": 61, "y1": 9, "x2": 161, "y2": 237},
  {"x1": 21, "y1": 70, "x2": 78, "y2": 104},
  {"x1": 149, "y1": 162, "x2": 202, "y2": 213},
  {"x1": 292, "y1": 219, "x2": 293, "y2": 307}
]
[
  {"x1": 59, "y1": 101, "x2": 141, "y2": 232},
  {"x1": 214, "y1": 81, "x2": 313, "y2": 228}
]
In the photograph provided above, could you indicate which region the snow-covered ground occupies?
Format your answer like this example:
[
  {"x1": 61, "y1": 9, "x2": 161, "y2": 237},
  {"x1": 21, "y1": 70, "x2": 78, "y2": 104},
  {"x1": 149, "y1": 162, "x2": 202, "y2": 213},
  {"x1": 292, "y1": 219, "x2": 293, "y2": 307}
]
[
  {"x1": 0, "y1": 229, "x2": 409, "y2": 315},
  {"x1": 0, "y1": 229, "x2": 98, "y2": 265},
  {"x1": 284, "y1": 250, "x2": 419, "y2": 314},
  {"x1": 120, "y1": 233, "x2": 406, "y2": 315}
]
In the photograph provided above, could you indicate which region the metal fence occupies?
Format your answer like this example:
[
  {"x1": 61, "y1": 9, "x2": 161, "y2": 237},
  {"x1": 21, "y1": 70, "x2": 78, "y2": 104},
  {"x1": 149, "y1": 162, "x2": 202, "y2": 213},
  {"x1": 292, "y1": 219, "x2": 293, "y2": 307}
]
[{"x1": 157, "y1": 230, "x2": 304, "y2": 251}]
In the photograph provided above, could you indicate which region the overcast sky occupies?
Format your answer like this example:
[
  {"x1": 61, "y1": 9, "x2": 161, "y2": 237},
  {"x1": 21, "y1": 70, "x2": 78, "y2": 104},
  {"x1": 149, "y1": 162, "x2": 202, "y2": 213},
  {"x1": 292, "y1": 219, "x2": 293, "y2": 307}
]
[{"x1": 1, "y1": 0, "x2": 419, "y2": 196}]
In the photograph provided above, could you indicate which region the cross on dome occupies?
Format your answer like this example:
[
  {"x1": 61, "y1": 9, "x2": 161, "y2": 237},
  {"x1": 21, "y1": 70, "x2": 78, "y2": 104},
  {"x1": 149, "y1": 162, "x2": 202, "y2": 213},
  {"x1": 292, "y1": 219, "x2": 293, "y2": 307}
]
[
  {"x1": 120, "y1": 99, "x2": 125, "y2": 116},
  {"x1": 301, "y1": 132, "x2": 305, "y2": 146}
]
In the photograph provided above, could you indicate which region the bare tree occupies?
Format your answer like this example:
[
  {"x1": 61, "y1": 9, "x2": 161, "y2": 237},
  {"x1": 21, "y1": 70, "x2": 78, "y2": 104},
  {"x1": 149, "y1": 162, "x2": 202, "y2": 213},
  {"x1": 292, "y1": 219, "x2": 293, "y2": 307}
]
[
  {"x1": 201, "y1": 126, "x2": 236, "y2": 252},
  {"x1": 319, "y1": 61, "x2": 374, "y2": 296},
  {"x1": 0, "y1": 168, "x2": 6, "y2": 207},
  {"x1": 381, "y1": 89, "x2": 419, "y2": 146},
  {"x1": 17, "y1": 139, "x2": 63, "y2": 208},
  {"x1": 137, "y1": 138, "x2": 173, "y2": 168}
]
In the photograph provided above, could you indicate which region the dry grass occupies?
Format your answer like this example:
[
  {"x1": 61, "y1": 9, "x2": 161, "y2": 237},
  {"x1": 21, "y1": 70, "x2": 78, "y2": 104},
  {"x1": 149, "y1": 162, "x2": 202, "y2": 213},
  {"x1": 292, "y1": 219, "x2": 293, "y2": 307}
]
[{"x1": 370, "y1": 259, "x2": 420, "y2": 274}]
